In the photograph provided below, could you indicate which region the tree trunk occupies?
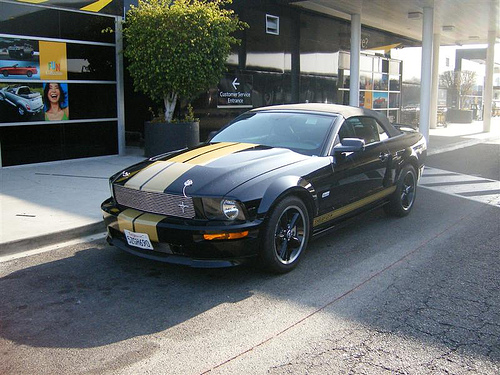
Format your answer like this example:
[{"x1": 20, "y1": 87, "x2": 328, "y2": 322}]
[{"x1": 164, "y1": 92, "x2": 178, "y2": 122}]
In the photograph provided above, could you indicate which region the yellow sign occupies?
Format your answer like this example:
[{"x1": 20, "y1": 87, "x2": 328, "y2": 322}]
[
  {"x1": 364, "y1": 91, "x2": 373, "y2": 109},
  {"x1": 39, "y1": 41, "x2": 68, "y2": 80}
]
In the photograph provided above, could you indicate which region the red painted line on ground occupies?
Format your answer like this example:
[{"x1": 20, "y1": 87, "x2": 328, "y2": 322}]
[{"x1": 200, "y1": 212, "x2": 471, "y2": 374}]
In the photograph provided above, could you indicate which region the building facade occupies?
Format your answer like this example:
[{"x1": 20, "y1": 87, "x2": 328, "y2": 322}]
[
  {"x1": 1, "y1": 0, "x2": 420, "y2": 166},
  {"x1": 0, "y1": 0, "x2": 123, "y2": 166}
]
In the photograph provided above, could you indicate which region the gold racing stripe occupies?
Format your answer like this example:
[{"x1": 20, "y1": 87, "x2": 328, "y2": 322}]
[
  {"x1": 186, "y1": 143, "x2": 257, "y2": 166},
  {"x1": 140, "y1": 162, "x2": 195, "y2": 193},
  {"x1": 124, "y1": 161, "x2": 173, "y2": 190},
  {"x1": 167, "y1": 142, "x2": 236, "y2": 163},
  {"x1": 133, "y1": 213, "x2": 166, "y2": 243},
  {"x1": 313, "y1": 187, "x2": 397, "y2": 227},
  {"x1": 117, "y1": 209, "x2": 143, "y2": 233},
  {"x1": 138, "y1": 143, "x2": 258, "y2": 192}
]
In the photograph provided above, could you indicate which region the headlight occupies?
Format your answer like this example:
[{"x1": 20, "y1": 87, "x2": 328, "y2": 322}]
[
  {"x1": 202, "y1": 198, "x2": 246, "y2": 220},
  {"x1": 222, "y1": 199, "x2": 240, "y2": 220}
]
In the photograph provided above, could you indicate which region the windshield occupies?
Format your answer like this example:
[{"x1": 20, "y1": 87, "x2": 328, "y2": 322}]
[{"x1": 210, "y1": 112, "x2": 336, "y2": 156}]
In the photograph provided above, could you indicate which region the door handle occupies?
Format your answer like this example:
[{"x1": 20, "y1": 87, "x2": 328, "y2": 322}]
[{"x1": 379, "y1": 152, "x2": 390, "y2": 161}]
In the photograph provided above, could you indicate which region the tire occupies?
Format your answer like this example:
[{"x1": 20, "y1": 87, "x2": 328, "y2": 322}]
[
  {"x1": 260, "y1": 196, "x2": 310, "y2": 273},
  {"x1": 384, "y1": 164, "x2": 417, "y2": 217}
]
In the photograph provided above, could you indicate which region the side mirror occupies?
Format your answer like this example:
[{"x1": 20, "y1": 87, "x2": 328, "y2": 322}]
[{"x1": 333, "y1": 138, "x2": 365, "y2": 153}]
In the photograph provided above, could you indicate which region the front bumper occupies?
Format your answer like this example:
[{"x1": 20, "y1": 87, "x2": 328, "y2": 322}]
[{"x1": 101, "y1": 198, "x2": 263, "y2": 268}]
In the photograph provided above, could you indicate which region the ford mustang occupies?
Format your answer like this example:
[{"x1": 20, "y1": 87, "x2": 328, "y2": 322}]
[{"x1": 102, "y1": 104, "x2": 426, "y2": 273}]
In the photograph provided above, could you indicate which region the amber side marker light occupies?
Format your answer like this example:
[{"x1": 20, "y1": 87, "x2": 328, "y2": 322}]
[{"x1": 203, "y1": 231, "x2": 249, "y2": 241}]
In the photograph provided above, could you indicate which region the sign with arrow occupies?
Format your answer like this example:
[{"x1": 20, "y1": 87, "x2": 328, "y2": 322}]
[{"x1": 218, "y1": 74, "x2": 253, "y2": 109}]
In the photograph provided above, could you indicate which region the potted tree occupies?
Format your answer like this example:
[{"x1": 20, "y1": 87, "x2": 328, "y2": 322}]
[{"x1": 124, "y1": 0, "x2": 245, "y2": 157}]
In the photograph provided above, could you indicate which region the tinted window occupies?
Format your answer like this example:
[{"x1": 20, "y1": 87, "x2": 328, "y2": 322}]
[
  {"x1": 339, "y1": 116, "x2": 388, "y2": 145},
  {"x1": 211, "y1": 112, "x2": 336, "y2": 156}
]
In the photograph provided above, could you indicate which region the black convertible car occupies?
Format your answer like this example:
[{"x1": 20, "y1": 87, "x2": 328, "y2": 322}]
[{"x1": 102, "y1": 104, "x2": 426, "y2": 273}]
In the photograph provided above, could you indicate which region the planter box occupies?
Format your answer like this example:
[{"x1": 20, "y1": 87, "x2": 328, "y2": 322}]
[
  {"x1": 144, "y1": 121, "x2": 199, "y2": 157},
  {"x1": 446, "y1": 109, "x2": 473, "y2": 124}
]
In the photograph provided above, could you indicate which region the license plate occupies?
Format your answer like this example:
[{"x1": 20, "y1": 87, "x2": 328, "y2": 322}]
[{"x1": 124, "y1": 229, "x2": 154, "y2": 250}]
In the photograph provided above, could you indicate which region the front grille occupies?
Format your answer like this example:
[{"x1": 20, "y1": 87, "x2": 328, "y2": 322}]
[{"x1": 114, "y1": 185, "x2": 195, "y2": 219}]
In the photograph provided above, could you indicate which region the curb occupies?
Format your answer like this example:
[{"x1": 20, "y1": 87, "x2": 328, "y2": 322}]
[{"x1": 0, "y1": 222, "x2": 106, "y2": 257}]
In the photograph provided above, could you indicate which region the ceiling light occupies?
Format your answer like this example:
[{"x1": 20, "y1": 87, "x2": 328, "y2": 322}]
[
  {"x1": 468, "y1": 35, "x2": 480, "y2": 40},
  {"x1": 408, "y1": 11, "x2": 423, "y2": 20},
  {"x1": 442, "y1": 25, "x2": 455, "y2": 32}
]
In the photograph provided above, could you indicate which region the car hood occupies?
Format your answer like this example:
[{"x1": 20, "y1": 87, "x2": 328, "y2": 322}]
[{"x1": 114, "y1": 142, "x2": 311, "y2": 197}]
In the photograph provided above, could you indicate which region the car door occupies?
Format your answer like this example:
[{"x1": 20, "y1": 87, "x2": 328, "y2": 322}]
[{"x1": 316, "y1": 116, "x2": 391, "y2": 222}]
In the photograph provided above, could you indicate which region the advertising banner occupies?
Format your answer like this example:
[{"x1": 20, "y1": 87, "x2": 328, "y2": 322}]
[{"x1": 39, "y1": 41, "x2": 68, "y2": 81}]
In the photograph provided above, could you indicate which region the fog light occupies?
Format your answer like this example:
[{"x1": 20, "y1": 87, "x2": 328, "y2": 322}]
[{"x1": 203, "y1": 231, "x2": 249, "y2": 241}]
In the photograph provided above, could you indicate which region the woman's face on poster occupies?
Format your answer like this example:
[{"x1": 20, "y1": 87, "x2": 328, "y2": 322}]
[{"x1": 47, "y1": 83, "x2": 60, "y2": 104}]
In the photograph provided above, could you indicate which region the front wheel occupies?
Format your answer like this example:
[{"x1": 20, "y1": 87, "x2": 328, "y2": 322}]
[
  {"x1": 260, "y1": 196, "x2": 310, "y2": 274},
  {"x1": 384, "y1": 164, "x2": 417, "y2": 217}
]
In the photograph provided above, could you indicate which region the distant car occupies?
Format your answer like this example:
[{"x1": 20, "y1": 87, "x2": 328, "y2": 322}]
[
  {"x1": 102, "y1": 104, "x2": 427, "y2": 273},
  {"x1": 0, "y1": 85, "x2": 43, "y2": 116},
  {"x1": 0, "y1": 64, "x2": 37, "y2": 77},
  {"x1": 8, "y1": 43, "x2": 34, "y2": 59}
]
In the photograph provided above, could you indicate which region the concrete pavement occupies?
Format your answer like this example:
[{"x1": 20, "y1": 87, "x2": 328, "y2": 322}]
[{"x1": 0, "y1": 118, "x2": 498, "y2": 256}]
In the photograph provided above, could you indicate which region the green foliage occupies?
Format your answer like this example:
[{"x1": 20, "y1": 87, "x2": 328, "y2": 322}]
[{"x1": 124, "y1": 0, "x2": 245, "y2": 120}]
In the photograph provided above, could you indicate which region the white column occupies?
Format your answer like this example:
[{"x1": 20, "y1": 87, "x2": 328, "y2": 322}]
[
  {"x1": 115, "y1": 17, "x2": 126, "y2": 156},
  {"x1": 483, "y1": 30, "x2": 495, "y2": 133},
  {"x1": 349, "y1": 13, "x2": 361, "y2": 107},
  {"x1": 430, "y1": 33, "x2": 440, "y2": 129},
  {"x1": 419, "y1": 7, "x2": 434, "y2": 142}
]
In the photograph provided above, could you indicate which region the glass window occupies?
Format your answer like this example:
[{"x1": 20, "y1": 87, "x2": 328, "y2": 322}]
[
  {"x1": 389, "y1": 93, "x2": 400, "y2": 109},
  {"x1": 389, "y1": 60, "x2": 400, "y2": 75},
  {"x1": 0, "y1": 3, "x2": 115, "y2": 43},
  {"x1": 389, "y1": 75, "x2": 401, "y2": 91},
  {"x1": 67, "y1": 44, "x2": 116, "y2": 81},
  {"x1": 68, "y1": 83, "x2": 117, "y2": 119},
  {"x1": 359, "y1": 71, "x2": 372, "y2": 90},
  {"x1": 343, "y1": 116, "x2": 381, "y2": 145},
  {"x1": 211, "y1": 112, "x2": 336, "y2": 156},
  {"x1": 388, "y1": 110, "x2": 398, "y2": 123},
  {"x1": 360, "y1": 55, "x2": 372, "y2": 71}
]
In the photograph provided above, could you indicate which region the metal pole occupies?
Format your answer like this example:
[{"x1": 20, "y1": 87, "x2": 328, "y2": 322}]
[
  {"x1": 483, "y1": 30, "x2": 495, "y2": 133},
  {"x1": 419, "y1": 7, "x2": 434, "y2": 143},
  {"x1": 115, "y1": 16, "x2": 126, "y2": 155},
  {"x1": 349, "y1": 13, "x2": 361, "y2": 107},
  {"x1": 430, "y1": 33, "x2": 440, "y2": 129}
]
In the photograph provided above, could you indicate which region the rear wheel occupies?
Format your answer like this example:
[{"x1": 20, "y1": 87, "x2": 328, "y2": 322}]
[
  {"x1": 384, "y1": 164, "x2": 417, "y2": 217},
  {"x1": 260, "y1": 196, "x2": 310, "y2": 273}
]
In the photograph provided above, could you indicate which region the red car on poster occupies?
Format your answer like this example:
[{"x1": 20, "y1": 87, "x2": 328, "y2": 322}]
[{"x1": 0, "y1": 64, "x2": 38, "y2": 78}]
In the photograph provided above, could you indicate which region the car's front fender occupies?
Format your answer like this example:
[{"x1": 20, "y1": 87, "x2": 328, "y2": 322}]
[{"x1": 257, "y1": 175, "x2": 317, "y2": 216}]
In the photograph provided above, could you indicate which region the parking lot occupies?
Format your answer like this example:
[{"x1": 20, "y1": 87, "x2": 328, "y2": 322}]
[{"x1": 1, "y1": 140, "x2": 498, "y2": 375}]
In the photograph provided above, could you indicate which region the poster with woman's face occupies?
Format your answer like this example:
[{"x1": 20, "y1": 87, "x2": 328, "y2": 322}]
[{"x1": 43, "y1": 82, "x2": 69, "y2": 121}]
